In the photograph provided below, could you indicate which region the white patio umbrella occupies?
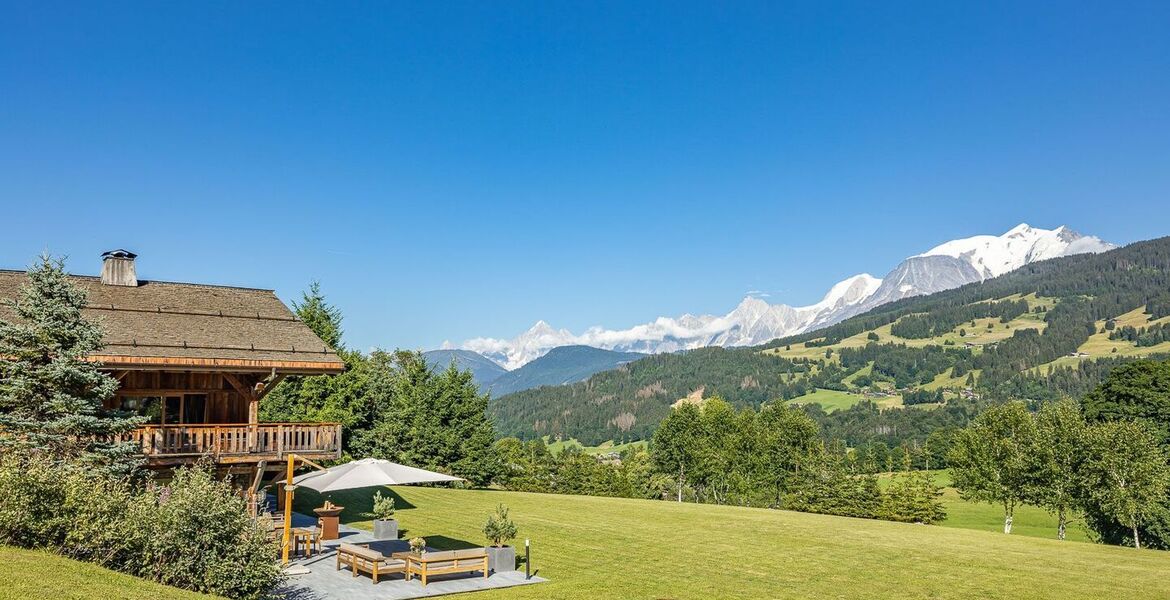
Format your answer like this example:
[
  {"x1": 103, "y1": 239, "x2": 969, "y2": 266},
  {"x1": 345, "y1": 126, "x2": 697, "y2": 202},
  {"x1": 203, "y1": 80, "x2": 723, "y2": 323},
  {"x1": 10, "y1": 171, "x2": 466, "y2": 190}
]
[{"x1": 291, "y1": 457, "x2": 464, "y2": 493}]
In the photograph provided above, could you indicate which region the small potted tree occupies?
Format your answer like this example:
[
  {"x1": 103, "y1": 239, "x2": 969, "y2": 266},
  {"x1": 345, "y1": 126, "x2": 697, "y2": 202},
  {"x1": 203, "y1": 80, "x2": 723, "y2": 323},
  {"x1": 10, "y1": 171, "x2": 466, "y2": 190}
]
[
  {"x1": 482, "y1": 503, "x2": 518, "y2": 573},
  {"x1": 365, "y1": 491, "x2": 398, "y2": 540}
]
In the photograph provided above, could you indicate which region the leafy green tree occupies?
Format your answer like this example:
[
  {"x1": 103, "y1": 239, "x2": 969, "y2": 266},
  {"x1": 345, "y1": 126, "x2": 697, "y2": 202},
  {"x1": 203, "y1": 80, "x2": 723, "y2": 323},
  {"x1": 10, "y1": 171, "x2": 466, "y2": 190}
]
[
  {"x1": 924, "y1": 427, "x2": 956, "y2": 470},
  {"x1": 948, "y1": 401, "x2": 1035, "y2": 534},
  {"x1": 0, "y1": 255, "x2": 142, "y2": 475},
  {"x1": 1028, "y1": 399, "x2": 1087, "y2": 540},
  {"x1": 756, "y1": 402, "x2": 819, "y2": 504},
  {"x1": 1083, "y1": 360, "x2": 1170, "y2": 439},
  {"x1": 651, "y1": 403, "x2": 703, "y2": 502},
  {"x1": 695, "y1": 397, "x2": 739, "y2": 504},
  {"x1": 1082, "y1": 420, "x2": 1170, "y2": 549}
]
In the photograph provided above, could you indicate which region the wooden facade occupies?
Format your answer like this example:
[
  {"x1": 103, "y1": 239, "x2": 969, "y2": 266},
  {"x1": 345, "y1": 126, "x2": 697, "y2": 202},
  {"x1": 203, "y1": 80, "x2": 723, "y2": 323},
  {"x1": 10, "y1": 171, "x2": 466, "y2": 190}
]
[
  {"x1": 104, "y1": 369, "x2": 343, "y2": 467},
  {"x1": 1, "y1": 253, "x2": 348, "y2": 471}
]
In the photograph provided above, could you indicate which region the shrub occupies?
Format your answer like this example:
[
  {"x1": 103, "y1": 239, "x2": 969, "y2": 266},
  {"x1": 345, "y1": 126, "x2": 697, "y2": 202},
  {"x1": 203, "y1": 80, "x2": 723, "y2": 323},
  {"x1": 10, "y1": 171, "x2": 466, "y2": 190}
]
[
  {"x1": 881, "y1": 471, "x2": 947, "y2": 524},
  {"x1": 483, "y1": 504, "x2": 518, "y2": 547},
  {"x1": 0, "y1": 453, "x2": 280, "y2": 600},
  {"x1": 0, "y1": 452, "x2": 71, "y2": 549},
  {"x1": 365, "y1": 491, "x2": 396, "y2": 520},
  {"x1": 132, "y1": 465, "x2": 281, "y2": 598}
]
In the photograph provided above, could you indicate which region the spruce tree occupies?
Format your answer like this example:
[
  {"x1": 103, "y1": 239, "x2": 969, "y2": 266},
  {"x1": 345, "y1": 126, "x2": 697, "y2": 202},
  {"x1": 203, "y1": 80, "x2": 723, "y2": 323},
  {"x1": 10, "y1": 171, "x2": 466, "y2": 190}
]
[
  {"x1": 0, "y1": 255, "x2": 143, "y2": 474},
  {"x1": 293, "y1": 280, "x2": 344, "y2": 350}
]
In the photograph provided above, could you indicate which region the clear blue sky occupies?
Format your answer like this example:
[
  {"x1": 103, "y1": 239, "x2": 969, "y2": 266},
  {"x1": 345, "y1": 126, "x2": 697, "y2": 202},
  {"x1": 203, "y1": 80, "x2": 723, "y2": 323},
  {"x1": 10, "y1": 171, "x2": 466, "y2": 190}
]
[{"x1": 2, "y1": 2, "x2": 1169, "y2": 351}]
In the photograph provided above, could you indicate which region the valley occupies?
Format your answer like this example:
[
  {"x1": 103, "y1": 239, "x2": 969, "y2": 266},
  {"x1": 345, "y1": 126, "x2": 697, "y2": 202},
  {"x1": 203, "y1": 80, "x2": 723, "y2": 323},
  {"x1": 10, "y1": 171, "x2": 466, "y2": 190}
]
[{"x1": 489, "y1": 236, "x2": 1170, "y2": 445}]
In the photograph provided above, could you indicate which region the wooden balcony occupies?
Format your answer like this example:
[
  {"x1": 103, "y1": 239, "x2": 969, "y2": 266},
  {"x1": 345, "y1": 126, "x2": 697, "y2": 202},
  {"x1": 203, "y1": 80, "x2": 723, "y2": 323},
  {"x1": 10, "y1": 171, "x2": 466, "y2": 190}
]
[{"x1": 115, "y1": 423, "x2": 342, "y2": 466}]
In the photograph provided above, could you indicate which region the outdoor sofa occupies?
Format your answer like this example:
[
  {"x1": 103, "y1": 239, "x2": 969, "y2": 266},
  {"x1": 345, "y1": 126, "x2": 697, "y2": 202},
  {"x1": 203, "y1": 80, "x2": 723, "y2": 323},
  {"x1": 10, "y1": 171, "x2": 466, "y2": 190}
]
[
  {"x1": 336, "y1": 542, "x2": 407, "y2": 584},
  {"x1": 408, "y1": 549, "x2": 489, "y2": 586}
]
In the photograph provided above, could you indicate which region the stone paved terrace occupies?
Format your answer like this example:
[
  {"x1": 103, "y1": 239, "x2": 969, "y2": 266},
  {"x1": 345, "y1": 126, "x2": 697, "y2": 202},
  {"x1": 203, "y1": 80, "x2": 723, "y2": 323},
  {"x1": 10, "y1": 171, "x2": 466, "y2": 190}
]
[{"x1": 274, "y1": 511, "x2": 546, "y2": 600}]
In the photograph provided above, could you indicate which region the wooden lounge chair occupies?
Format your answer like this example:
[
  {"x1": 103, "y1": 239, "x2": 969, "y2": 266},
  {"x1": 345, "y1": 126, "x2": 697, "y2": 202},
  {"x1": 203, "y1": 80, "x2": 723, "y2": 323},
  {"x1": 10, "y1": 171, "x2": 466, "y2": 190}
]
[
  {"x1": 336, "y1": 542, "x2": 407, "y2": 584},
  {"x1": 407, "y1": 549, "x2": 489, "y2": 587}
]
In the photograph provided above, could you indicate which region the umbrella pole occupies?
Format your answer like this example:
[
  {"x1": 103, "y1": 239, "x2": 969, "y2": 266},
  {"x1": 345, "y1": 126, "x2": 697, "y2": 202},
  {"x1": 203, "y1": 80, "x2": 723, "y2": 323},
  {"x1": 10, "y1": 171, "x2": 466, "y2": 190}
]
[
  {"x1": 279, "y1": 453, "x2": 330, "y2": 566},
  {"x1": 282, "y1": 454, "x2": 295, "y2": 565}
]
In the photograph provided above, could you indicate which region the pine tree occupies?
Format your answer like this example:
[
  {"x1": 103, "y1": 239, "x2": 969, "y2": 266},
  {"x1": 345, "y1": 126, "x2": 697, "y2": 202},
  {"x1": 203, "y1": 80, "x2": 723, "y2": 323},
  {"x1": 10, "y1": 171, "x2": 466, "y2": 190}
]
[
  {"x1": 293, "y1": 280, "x2": 344, "y2": 350},
  {"x1": 0, "y1": 255, "x2": 143, "y2": 475}
]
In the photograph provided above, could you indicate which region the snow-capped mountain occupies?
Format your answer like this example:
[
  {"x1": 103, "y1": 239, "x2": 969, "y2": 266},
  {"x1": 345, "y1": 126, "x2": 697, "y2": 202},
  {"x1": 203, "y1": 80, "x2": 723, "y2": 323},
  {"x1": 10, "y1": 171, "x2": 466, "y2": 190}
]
[
  {"x1": 918, "y1": 223, "x2": 1113, "y2": 278},
  {"x1": 450, "y1": 224, "x2": 1115, "y2": 369}
]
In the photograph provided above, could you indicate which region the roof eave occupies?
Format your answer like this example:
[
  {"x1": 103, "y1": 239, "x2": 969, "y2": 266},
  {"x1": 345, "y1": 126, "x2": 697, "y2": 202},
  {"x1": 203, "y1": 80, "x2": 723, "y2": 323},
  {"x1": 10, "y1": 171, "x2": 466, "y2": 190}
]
[{"x1": 89, "y1": 354, "x2": 346, "y2": 375}]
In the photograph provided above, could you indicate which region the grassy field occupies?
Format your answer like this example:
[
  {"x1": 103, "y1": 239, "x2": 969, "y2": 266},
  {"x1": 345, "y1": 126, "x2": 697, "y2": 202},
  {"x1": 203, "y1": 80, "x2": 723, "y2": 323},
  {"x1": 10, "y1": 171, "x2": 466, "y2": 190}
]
[
  {"x1": 765, "y1": 296, "x2": 1170, "y2": 381},
  {"x1": 764, "y1": 293, "x2": 1055, "y2": 362},
  {"x1": 879, "y1": 470, "x2": 1091, "y2": 541},
  {"x1": 0, "y1": 546, "x2": 218, "y2": 600},
  {"x1": 1032, "y1": 306, "x2": 1170, "y2": 372},
  {"x1": 543, "y1": 436, "x2": 648, "y2": 455},
  {"x1": 785, "y1": 388, "x2": 906, "y2": 412},
  {"x1": 297, "y1": 485, "x2": 1170, "y2": 600},
  {"x1": 784, "y1": 388, "x2": 865, "y2": 412}
]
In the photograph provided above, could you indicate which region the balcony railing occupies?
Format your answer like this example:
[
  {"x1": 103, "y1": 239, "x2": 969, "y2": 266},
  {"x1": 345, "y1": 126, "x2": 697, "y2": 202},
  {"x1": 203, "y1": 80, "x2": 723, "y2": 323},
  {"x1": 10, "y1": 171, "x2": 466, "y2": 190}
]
[{"x1": 114, "y1": 423, "x2": 342, "y2": 464}]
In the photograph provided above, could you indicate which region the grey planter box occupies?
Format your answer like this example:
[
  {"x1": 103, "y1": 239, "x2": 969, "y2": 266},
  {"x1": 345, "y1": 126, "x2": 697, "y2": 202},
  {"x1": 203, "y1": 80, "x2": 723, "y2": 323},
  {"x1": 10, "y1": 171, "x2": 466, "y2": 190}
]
[
  {"x1": 485, "y1": 545, "x2": 515, "y2": 573},
  {"x1": 373, "y1": 519, "x2": 398, "y2": 540}
]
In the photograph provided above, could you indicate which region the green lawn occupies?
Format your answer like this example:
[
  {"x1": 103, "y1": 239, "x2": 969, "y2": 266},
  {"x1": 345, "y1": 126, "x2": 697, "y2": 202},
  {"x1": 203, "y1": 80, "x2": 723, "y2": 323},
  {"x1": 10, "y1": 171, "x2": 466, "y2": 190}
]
[
  {"x1": 879, "y1": 470, "x2": 1091, "y2": 541},
  {"x1": 785, "y1": 388, "x2": 865, "y2": 412},
  {"x1": 296, "y1": 485, "x2": 1170, "y2": 599},
  {"x1": 542, "y1": 436, "x2": 648, "y2": 455},
  {"x1": 0, "y1": 546, "x2": 218, "y2": 600}
]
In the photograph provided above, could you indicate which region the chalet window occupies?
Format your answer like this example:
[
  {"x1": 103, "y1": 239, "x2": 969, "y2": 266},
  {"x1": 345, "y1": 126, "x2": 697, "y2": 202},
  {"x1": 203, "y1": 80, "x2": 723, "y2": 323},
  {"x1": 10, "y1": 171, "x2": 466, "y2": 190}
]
[
  {"x1": 182, "y1": 394, "x2": 208, "y2": 424},
  {"x1": 164, "y1": 397, "x2": 183, "y2": 425},
  {"x1": 115, "y1": 394, "x2": 208, "y2": 425},
  {"x1": 113, "y1": 395, "x2": 163, "y2": 424}
]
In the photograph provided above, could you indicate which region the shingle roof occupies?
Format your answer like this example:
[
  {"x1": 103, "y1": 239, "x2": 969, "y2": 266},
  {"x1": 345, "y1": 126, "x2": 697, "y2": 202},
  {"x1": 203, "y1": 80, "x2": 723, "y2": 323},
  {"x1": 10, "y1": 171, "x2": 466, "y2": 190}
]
[{"x1": 0, "y1": 270, "x2": 345, "y2": 374}]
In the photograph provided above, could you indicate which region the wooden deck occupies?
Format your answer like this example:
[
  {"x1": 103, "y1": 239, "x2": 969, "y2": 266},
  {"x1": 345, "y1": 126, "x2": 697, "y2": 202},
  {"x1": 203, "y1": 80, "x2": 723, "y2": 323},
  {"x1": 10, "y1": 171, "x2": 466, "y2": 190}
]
[{"x1": 114, "y1": 423, "x2": 342, "y2": 465}]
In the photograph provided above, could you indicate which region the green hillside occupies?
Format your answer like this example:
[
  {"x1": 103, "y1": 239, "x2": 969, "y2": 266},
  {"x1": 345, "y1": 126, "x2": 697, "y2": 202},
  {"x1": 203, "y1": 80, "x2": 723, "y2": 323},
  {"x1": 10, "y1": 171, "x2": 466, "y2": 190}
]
[
  {"x1": 491, "y1": 236, "x2": 1170, "y2": 444},
  {"x1": 0, "y1": 546, "x2": 218, "y2": 600},
  {"x1": 543, "y1": 436, "x2": 648, "y2": 455},
  {"x1": 488, "y1": 345, "x2": 646, "y2": 396},
  {"x1": 297, "y1": 485, "x2": 1170, "y2": 600}
]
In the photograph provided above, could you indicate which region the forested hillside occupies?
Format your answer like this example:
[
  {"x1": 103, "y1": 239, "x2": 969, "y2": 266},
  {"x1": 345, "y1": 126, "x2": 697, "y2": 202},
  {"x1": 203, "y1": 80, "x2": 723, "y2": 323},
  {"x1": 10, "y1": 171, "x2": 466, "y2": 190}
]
[{"x1": 490, "y1": 236, "x2": 1170, "y2": 445}]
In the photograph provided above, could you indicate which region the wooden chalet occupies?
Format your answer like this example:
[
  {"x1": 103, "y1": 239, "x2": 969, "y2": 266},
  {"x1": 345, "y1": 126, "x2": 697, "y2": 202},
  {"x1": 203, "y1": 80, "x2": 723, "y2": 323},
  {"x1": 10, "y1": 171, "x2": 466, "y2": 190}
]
[{"x1": 0, "y1": 250, "x2": 345, "y2": 470}]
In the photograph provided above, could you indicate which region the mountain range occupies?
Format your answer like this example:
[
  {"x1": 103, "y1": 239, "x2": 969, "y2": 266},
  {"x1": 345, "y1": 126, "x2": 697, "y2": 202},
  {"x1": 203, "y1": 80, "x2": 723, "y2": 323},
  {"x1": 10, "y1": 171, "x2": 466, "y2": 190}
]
[
  {"x1": 448, "y1": 224, "x2": 1115, "y2": 370},
  {"x1": 423, "y1": 345, "x2": 645, "y2": 397},
  {"x1": 489, "y1": 235, "x2": 1170, "y2": 444}
]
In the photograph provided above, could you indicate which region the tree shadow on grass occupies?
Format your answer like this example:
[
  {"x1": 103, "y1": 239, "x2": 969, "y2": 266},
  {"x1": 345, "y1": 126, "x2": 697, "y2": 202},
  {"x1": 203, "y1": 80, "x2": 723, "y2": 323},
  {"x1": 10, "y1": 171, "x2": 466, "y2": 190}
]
[
  {"x1": 292, "y1": 486, "x2": 418, "y2": 525},
  {"x1": 418, "y1": 535, "x2": 482, "y2": 551}
]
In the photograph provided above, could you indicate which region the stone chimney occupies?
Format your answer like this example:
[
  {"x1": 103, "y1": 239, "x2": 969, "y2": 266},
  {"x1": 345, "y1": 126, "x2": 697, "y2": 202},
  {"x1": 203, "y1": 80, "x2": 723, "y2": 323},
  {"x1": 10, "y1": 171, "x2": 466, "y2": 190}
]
[{"x1": 100, "y1": 249, "x2": 138, "y2": 287}]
